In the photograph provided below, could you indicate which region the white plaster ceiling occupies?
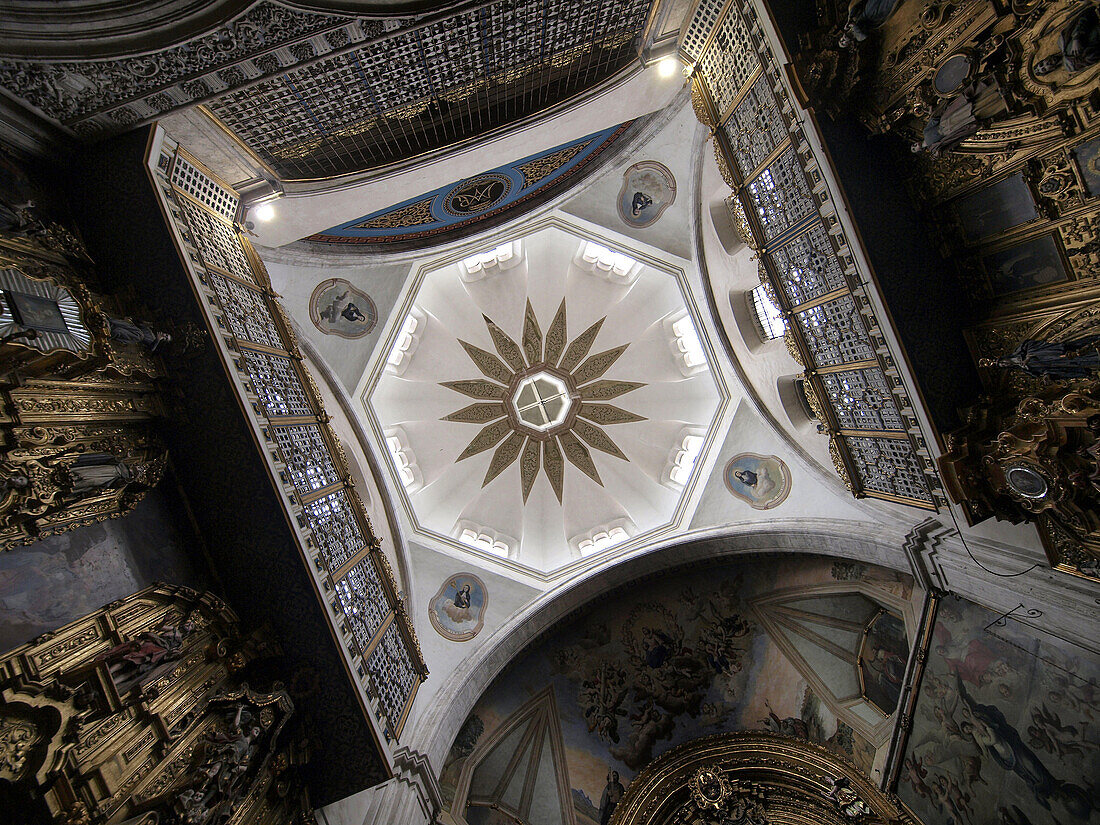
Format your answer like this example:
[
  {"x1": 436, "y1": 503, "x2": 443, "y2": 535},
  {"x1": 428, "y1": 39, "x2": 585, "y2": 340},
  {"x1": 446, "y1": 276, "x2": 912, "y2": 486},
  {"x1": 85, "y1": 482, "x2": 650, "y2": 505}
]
[{"x1": 360, "y1": 217, "x2": 728, "y2": 578}]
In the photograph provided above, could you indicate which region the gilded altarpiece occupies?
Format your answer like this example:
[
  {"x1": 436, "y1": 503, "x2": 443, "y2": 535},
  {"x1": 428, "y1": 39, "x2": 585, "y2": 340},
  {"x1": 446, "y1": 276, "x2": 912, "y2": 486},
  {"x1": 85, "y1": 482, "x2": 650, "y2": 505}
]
[
  {"x1": 0, "y1": 584, "x2": 316, "y2": 825},
  {"x1": 0, "y1": 212, "x2": 168, "y2": 552},
  {"x1": 791, "y1": 0, "x2": 1100, "y2": 578},
  {"x1": 609, "y1": 732, "x2": 916, "y2": 825}
]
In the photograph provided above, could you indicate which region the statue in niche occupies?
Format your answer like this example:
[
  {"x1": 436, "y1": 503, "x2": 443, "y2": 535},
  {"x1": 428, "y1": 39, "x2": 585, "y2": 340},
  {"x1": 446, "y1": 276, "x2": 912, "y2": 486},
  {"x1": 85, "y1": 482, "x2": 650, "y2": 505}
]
[
  {"x1": 912, "y1": 79, "x2": 1006, "y2": 156},
  {"x1": 96, "y1": 616, "x2": 196, "y2": 695},
  {"x1": 838, "y1": 0, "x2": 905, "y2": 46},
  {"x1": 100, "y1": 314, "x2": 172, "y2": 352},
  {"x1": 1035, "y1": 6, "x2": 1100, "y2": 76},
  {"x1": 979, "y1": 335, "x2": 1100, "y2": 381}
]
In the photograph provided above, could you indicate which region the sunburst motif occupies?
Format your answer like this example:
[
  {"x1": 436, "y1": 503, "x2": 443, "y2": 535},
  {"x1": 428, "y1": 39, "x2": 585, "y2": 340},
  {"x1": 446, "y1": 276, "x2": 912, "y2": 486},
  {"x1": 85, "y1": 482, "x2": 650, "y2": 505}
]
[{"x1": 442, "y1": 299, "x2": 646, "y2": 503}]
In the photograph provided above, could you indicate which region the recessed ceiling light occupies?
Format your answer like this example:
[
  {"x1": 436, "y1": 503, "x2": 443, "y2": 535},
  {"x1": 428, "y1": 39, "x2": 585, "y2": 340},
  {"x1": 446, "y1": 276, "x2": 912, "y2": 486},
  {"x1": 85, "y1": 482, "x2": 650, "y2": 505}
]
[
  {"x1": 658, "y1": 57, "x2": 679, "y2": 78},
  {"x1": 252, "y1": 202, "x2": 276, "y2": 222}
]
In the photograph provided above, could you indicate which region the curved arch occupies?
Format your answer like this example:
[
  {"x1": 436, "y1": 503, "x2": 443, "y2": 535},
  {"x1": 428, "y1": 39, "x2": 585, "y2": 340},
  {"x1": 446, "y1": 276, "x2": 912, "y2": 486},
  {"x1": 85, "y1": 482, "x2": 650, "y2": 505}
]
[
  {"x1": 0, "y1": 0, "x2": 473, "y2": 58},
  {"x1": 0, "y1": 1, "x2": 250, "y2": 59},
  {"x1": 408, "y1": 522, "x2": 915, "y2": 772}
]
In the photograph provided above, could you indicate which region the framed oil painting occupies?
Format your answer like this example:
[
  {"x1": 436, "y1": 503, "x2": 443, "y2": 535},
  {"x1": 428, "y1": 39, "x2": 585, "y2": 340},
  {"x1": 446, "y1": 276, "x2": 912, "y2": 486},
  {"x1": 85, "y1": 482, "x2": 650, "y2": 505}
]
[
  {"x1": 857, "y1": 609, "x2": 909, "y2": 715},
  {"x1": 723, "y1": 453, "x2": 792, "y2": 509},
  {"x1": 953, "y1": 173, "x2": 1038, "y2": 242},
  {"x1": 981, "y1": 233, "x2": 1068, "y2": 296},
  {"x1": 309, "y1": 278, "x2": 377, "y2": 339},
  {"x1": 429, "y1": 574, "x2": 488, "y2": 642},
  {"x1": 897, "y1": 598, "x2": 1099, "y2": 825},
  {"x1": 618, "y1": 161, "x2": 676, "y2": 228},
  {"x1": 1072, "y1": 132, "x2": 1100, "y2": 197}
]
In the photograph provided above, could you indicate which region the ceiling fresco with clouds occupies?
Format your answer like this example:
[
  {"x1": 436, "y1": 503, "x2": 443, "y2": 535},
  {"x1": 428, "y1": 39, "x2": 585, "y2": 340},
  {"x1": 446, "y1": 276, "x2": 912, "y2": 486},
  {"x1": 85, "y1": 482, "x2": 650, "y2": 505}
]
[{"x1": 440, "y1": 556, "x2": 921, "y2": 825}]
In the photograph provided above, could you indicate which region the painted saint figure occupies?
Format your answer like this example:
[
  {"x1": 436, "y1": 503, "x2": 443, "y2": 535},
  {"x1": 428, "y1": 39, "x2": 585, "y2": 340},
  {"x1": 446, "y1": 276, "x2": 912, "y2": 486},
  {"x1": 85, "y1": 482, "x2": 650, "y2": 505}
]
[
  {"x1": 598, "y1": 770, "x2": 626, "y2": 825},
  {"x1": 954, "y1": 670, "x2": 1094, "y2": 819},
  {"x1": 631, "y1": 191, "x2": 653, "y2": 216},
  {"x1": 442, "y1": 582, "x2": 473, "y2": 624},
  {"x1": 318, "y1": 290, "x2": 349, "y2": 323}
]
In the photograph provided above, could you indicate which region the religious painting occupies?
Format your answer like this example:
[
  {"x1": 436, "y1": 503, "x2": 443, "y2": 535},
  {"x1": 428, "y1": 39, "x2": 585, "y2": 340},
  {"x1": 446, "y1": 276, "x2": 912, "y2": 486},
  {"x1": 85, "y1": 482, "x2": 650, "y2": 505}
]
[
  {"x1": 308, "y1": 278, "x2": 377, "y2": 339},
  {"x1": 439, "y1": 558, "x2": 915, "y2": 821},
  {"x1": 618, "y1": 161, "x2": 676, "y2": 228},
  {"x1": 1072, "y1": 132, "x2": 1100, "y2": 197},
  {"x1": 428, "y1": 574, "x2": 488, "y2": 642},
  {"x1": 723, "y1": 453, "x2": 791, "y2": 509},
  {"x1": 953, "y1": 173, "x2": 1038, "y2": 242},
  {"x1": 897, "y1": 598, "x2": 1099, "y2": 825},
  {"x1": 858, "y1": 609, "x2": 909, "y2": 715},
  {"x1": 4, "y1": 290, "x2": 68, "y2": 334},
  {"x1": 981, "y1": 233, "x2": 1068, "y2": 296}
]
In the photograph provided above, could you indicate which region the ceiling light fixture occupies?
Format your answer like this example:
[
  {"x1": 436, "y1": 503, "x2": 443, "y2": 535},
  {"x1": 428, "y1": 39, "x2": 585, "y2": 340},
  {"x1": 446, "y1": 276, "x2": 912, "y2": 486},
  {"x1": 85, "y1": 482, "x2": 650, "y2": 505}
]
[
  {"x1": 252, "y1": 202, "x2": 276, "y2": 222},
  {"x1": 658, "y1": 57, "x2": 679, "y2": 78}
]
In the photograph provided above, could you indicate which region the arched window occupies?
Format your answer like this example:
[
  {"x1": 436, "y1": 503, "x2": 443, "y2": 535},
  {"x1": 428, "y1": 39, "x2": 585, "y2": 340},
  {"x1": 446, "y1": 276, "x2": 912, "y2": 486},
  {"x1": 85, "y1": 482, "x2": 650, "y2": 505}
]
[{"x1": 748, "y1": 284, "x2": 786, "y2": 341}]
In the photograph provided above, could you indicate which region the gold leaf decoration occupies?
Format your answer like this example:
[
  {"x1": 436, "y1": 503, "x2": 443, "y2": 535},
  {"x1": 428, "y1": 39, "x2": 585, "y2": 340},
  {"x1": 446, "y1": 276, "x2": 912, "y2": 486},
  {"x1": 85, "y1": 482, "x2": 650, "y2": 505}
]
[
  {"x1": 483, "y1": 316, "x2": 526, "y2": 373},
  {"x1": 522, "y1": 300, "x2": 542, "y2": 367},
  {"x1": 440, "y1": 379, "x2": 506, "y2": 399},
  {"x1": 572, "y1": 345, "x2": 628, "y2": 386},
  {"x1": 578, "y1": 403, "x2": 647, "y2": 425},
  {"x1": 459, "y1": 340, "x2": 513, "y2": 385},
  {"x1": 558, "y1": 430, "x2": 602, "y2": 485},
  {"x1": 520, "y1": 438, "x2": 540, "y2": 503},
  {"x1": 544, "y1": 299, "x2": 567, "y2": 365},
  {"x1": 558, "y1": 318, "x2": 604, "y2": 373},
  {"x1": 353, "y1": 197, "x2": 434, "y2": 229},
  {"x1": 573, "y1": 418, "x2": 627, "y2": 460},
  {"x1": 579, "y1": 380, "x2": 646, "y2": 400},
  {"x1": 483, "y1": 431, "x2": 525, "y2": 486},
  {"x1": 516, "y1": 141, "x2": 592, "y2": 188},
  {"x1": 543, "y1": 437, "x2": 564, "y2": 503},
  {"x1": 456, "y1": 418, "x2": 513, "y2": 461},
  {"x1": 443, "y1": 403, "x2": 506, "y2": 424}
]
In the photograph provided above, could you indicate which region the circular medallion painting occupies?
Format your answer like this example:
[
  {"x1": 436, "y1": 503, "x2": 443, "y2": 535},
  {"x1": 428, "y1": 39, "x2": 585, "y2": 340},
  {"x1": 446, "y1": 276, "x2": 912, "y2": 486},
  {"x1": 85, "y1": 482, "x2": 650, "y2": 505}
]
[
  {"x1": 309, "y1": 278, "x2": 377, "y2": 339},
  {"x1": 618, "y1": 161, "x2": 676, "y2": 228},
  {"x1": 723, "y1": 453, "x2": 792, "y2": 509},
  {"x1": 443, "y1": 173, "x2": 512, "y2": 217},
  {"x1": 428, "y1": 573, "x2": 488, "y2": 642}
]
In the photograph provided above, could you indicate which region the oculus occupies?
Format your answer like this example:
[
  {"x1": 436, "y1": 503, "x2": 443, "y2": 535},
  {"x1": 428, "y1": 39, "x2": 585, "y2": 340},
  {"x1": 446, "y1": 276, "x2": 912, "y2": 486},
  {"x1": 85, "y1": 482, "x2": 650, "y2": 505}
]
[{"x1": 442, "y1": 299, "x2": 646, "y2": 503}]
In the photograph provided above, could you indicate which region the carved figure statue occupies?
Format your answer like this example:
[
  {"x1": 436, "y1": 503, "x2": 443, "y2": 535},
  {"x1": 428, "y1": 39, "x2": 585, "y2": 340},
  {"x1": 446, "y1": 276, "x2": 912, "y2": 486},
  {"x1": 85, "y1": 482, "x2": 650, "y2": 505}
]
[
  {"x1": 97, "y1": 617, "x2": 195, "y2": 694},
  {"x1": 979, "y1": 335, "x2": 1100, "y2": 381},
  {"x1": 825, "y1": 776, "x2": 873, "y2": 819},
  {"x1": 838, "y1": 0, "x2": 905, "y2": 46},
  {"x1": 102, "y1": 314, "x2": 171, "y2": 352},
  {"x1": 912, "y1": 79, "x2": 1005, "y2": 156},
  {"x1": 1035, "y1": 6, "x2": 1100, "y2": 76},
  {"x1": 63, "y1": 452, "x2": 134, "y2": 495}
]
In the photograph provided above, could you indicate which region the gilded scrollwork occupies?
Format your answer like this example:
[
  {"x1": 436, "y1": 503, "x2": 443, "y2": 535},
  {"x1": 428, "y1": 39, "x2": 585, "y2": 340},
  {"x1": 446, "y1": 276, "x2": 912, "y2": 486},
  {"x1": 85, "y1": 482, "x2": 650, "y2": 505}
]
[{"x1": 609, "y1": 732, "x2": 915, "y2": 825}]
